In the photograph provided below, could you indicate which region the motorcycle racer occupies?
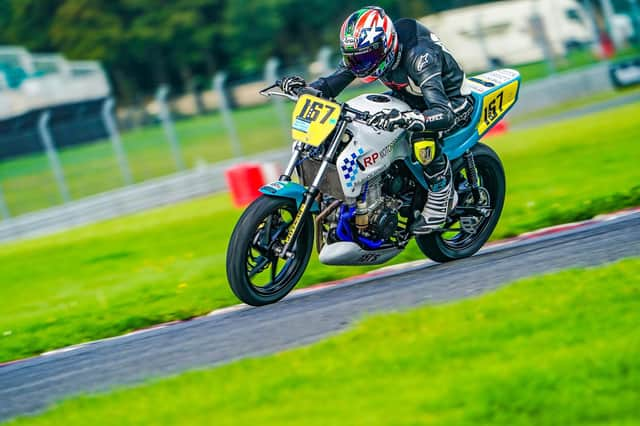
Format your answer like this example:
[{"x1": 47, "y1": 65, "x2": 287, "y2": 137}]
[{"x1": 279, "y1": 6, "x2": 475, "y2": 234}]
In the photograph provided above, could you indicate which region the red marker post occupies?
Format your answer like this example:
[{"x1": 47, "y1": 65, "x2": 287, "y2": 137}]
[{"x1": 225, "y1": 163, "x2": 265, "y2": 208}]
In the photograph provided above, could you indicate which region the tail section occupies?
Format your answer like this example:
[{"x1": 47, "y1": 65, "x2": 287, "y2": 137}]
[
  {"x1": 468, "y1": 69, "x2": 521, "y2": 137},
  {"x1": 442, "y1": 69, "x2": 521, "y2": 159}
]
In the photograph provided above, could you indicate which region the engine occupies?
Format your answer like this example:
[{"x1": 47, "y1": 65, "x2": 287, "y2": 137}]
[{"x1": 352, "y1": 171, "x2": 405, "y2": 241}]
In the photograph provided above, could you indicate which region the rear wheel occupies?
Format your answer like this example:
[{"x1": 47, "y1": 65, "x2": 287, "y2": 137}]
[
  {"x1": 226, "y1": 196, "x2": 313, "y2": 306},
  {"x1": 416, "y1": 143, "x2": 505, "y2": 262}
]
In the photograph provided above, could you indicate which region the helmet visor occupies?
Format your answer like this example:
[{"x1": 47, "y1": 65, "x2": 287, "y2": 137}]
[{"x1": 343, "y1": 43, "x2": 386, "y2": 77}]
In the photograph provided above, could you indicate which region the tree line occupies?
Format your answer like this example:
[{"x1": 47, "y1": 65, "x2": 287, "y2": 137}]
[{"x1": 2, "y1": 0, "x2": 502, "y2": 101}]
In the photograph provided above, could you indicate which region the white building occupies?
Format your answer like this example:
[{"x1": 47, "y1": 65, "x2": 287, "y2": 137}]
[
  {"x1": 420, "y1": 0, "x2": 597, "y2": 72},
  {"x1": 0, "y1": 46, "x2": 110, "y2": 119}
]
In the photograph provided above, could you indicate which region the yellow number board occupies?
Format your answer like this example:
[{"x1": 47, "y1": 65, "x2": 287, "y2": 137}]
[
  {"x1": 476, "y1": 80, "x2": 519, "y2": 135},
  {"x1": 291, "y1": 94, "x2": 342, "y2": 147}
]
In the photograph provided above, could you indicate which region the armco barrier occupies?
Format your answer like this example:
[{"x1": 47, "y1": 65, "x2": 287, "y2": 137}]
[
  {"x1": 0, "y1": 150, "x2": 290, "y2": 243},
  {"x1": 509, "y1": 62, "x2": 613, "y2": 117}
]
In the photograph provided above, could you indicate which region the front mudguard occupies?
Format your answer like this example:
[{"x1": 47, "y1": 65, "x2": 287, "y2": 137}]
[{"x1": 259, "y1": 181, "x2": 321, "y2": 213}]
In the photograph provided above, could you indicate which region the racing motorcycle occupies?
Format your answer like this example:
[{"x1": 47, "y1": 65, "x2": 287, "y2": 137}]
[{"x1": 227, "y1": 69, "x2": 521, "y2": 306}]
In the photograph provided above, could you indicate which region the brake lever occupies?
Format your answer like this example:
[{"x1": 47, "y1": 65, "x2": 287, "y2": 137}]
[
  {"x1": 261, "y1": 90, "x2": 298, "y2": 101},
  {"x1": 259, "y1": 83, "x2": 279, "y2": 96}
]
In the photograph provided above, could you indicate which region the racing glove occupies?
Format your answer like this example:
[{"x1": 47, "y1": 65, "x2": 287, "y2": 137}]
[
  {"x1": 280, "y1": 76, "x2": 306, "y2": 96},
  {"x1": 367, "y1": 109, "x2": 426, "y2": 132}
]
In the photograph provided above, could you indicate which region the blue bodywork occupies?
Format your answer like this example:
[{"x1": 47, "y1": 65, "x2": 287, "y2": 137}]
[
  {"x1": 259, "y1": 181, "x2": 320, "y2": 213},
  {"x1": 405, "y1": 73, "x2": 522, "y2": 189},
  {"x1": 336, "y1": 205, "x2": 384, "y2": 249}
]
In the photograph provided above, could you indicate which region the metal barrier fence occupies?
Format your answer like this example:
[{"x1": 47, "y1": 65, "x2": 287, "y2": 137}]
[
  {"x1": 0, "y1": 149, "x2": 291, "y2": 243},
  {"x1": 511, "y1": 62, "x2": 614, "y2": 115},
  {"x1": 0, "y1": 97, "x2": 136, "y2": 218}
]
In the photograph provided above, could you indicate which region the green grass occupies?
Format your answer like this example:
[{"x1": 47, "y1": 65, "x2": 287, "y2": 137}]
[
  {"x1": 5, "y1": 258, "x2": 639, "y2": 426},
  {"x1": 0, "y1": 102, "x2": 639, "y2": 363},
  {"x1": 491, "y1": 101, "x2": 640, "y2": 237}
]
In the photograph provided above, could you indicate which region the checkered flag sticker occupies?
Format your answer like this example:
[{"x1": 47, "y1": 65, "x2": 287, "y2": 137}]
[{"x1": 341, "y1": 148, "x2": 365, "y2": 188}]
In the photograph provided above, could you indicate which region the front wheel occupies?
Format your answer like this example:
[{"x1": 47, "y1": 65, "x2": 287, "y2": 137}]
[
  {"x1": 226, "y1": 196, "x2": 313, "y2": 306},
  {"x1": 416, "y1": 142, "x2": 506, "y2": 262}
]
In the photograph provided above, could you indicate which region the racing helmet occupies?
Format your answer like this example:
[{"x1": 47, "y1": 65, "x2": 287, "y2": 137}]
[{"x1": 339, "y1": 6, "x2": 398, "y2": 82}]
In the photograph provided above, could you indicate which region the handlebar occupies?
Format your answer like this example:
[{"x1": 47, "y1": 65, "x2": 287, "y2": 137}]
[
  {"x1": 298, "y1": 86, "x2": 323, "y2": 98},
  {"x1": 259, "y1": 81, "x2": 371, "y2": 122},
  {"x1": 259, "y1": 81, "x2": 323, "y2": 100}
]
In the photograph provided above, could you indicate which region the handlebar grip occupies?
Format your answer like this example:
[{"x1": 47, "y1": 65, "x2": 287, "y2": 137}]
[{"x1": 298, "y1": 86, "x2": 323, "y2": 98}]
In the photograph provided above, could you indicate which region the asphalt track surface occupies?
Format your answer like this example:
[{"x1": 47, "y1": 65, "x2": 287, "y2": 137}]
[{"x1": 1, "y1": 211, "x2": 639, "y2": 422}]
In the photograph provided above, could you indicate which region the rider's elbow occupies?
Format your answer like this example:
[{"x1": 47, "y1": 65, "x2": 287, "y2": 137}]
[{"x1": 424, "y1": 107, "x2": 455, "y2": 130}]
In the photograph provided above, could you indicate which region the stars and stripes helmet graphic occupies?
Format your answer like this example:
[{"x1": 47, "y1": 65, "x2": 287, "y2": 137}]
[{"x1": 339, "y1": 6, "x2": 398, "y2": 81}]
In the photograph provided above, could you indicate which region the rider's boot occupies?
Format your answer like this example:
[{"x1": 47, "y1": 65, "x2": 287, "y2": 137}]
[{"x1": 410, "y1": 157, "x2": 458, "y2": 235}]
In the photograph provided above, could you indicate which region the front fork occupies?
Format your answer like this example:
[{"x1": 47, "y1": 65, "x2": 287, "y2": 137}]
[{"x1": 276, "y1": 120, "x2": 349, "y2": 259}]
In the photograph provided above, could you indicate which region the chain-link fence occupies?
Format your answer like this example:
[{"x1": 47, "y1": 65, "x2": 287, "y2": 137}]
[{"x1": 0, "y1": 64, "x2": 305, "y2": 218}]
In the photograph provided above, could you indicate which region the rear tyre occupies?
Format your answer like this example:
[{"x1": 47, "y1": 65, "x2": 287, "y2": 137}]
[
  {"x1": 226, "y1": 196, "x2": 313, "y2": 306},
  {"x1": 416, "y1": 143, "x2": 506, "y2": 263}
]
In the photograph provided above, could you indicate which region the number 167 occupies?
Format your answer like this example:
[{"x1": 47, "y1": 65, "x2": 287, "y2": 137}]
[{"x1": 299, "y1": 99, "x2": 336, "y2": 124}]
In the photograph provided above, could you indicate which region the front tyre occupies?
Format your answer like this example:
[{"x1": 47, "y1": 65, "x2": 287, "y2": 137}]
[
  {"x1": 416, "y1": 143, "x2": 506, "y2": 262},
  {"x1": 226, "y1": 196, "x2": 313, "y2": 306}
]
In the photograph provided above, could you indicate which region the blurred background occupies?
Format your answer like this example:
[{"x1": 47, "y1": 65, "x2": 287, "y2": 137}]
[{"x1": 0, "y1": 0, "x2": 639, "y2": 240}]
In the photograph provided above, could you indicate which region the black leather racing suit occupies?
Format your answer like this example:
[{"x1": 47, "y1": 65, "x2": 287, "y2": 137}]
[{"x1": 310, "y1": 18, "x2": 474, "y2": 177}]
